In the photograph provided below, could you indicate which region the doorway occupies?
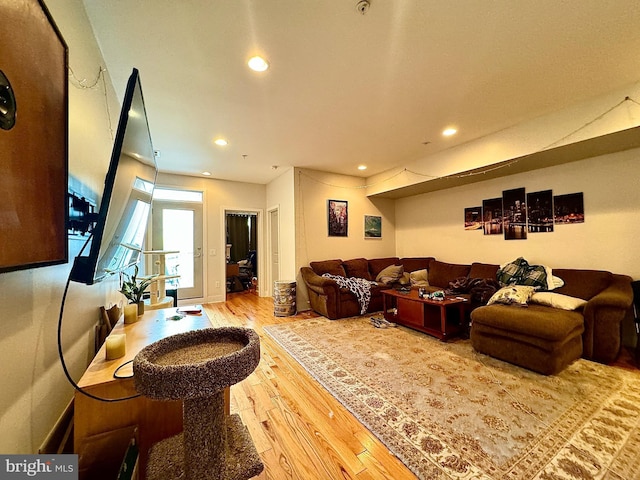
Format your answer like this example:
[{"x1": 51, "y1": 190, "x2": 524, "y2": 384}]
[
  {"x1": 225, "y1": 211, "x2": 258, "y2": 294},
  {"x1": 268, "y1": 207, "x2": 280, "y2": 297}
]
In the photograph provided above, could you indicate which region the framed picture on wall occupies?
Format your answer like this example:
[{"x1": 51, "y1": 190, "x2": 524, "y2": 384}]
[
  {"x1": 328, "y1": 199, "x2": 348, "y2": 236},
  {"x1": 527, "y1": 189, "x2": 554, "y2": 233},
  {"x1": 464, "y1": 206, "x2": 483, "y2": 230},
  {"x1": 503, "y1": 187, "x2": 527, "y2": 240},
  {"x1": 554, "y1": 192, "x2": 584, "y2": 224},
  {"x1": 364, "y1": 215, "x2": 382, "y2": 238},
  {"x1": 482, "y1": 197, "x2": 503, "y2": 235}
]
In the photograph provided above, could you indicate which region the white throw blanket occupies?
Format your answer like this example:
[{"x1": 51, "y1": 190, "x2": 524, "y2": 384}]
[{"x1": 322, "y1": 274, "x2": 376, "y2": 315}]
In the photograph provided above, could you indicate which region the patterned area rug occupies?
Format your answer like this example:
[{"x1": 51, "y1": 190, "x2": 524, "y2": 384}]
[{"x1": 264, "y1": 316, "x2": 640, "y2": 480}]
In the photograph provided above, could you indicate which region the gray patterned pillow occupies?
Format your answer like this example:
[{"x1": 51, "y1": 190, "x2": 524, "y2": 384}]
[{"x1": 487, "y1": 286, "x2": 536, "y2": 306}]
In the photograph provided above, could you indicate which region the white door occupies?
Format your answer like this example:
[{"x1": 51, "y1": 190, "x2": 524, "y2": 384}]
[
  {"x1": 269, "y1": 208, "x2": 279, "y2": 290},
  {"x1": 152, "y1": 200, "x2": 203, "y2": 300}
]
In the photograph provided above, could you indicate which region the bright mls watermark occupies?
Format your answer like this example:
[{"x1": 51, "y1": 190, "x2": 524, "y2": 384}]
[{"x1": 0, "y1": 455, "x2": 77, "y2": 479}]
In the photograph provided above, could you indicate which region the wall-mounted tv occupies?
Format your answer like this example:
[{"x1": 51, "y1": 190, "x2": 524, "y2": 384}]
[{"x1": 70, "y1": 68, "x2": 157, "y2": 285}]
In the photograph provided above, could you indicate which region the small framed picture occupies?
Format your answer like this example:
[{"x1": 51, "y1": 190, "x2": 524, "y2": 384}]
[
  {"x1": 464, "y1": 207, "x2": 483, "y2": 230},
  {"x1": 364, "y1": 215, "x2": 382, "y2": 238},
  {"x1": 327, "y1": 199, "x2": 348, "y2": 236}
]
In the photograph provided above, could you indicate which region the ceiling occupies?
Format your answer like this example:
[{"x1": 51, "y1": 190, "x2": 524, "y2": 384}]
[{"x1": 81, "y1": 0, "x2": 640, "y2": 185}]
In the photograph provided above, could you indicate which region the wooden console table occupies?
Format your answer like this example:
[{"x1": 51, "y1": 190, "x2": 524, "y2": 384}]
[
  {"x1": 382, "y1": 289, "x2": 467, "y2": 341},
  {"x1": 74, "y1": 306, "x2": 210, "y2": 479}
]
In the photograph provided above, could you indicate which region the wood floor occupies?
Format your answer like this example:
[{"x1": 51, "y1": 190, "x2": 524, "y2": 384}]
[{"x1": 204, "y1": 293, "x2": 417, "y2": 480}]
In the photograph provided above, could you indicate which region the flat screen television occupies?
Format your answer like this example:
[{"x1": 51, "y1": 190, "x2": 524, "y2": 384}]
[{"x1": 70, "y1": 68, "x2": 157, "y2": 285}]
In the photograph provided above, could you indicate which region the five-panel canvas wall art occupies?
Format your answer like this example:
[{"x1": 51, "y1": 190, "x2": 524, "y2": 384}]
[{"x1": 465, "y1": 188, "x2": 584, "y2": 240}]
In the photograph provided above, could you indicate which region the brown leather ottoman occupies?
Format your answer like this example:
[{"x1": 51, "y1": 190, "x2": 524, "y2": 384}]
[{"x1": 470, "y1": 304, "x2": 584, "y2": 375}]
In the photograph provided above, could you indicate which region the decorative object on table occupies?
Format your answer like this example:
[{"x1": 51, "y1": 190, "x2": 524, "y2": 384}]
[
  {"x1": 133, "y1": 327, "x2": 263, "y2": 480},
  {"x1": 95, "y1": 304, "x2": 121, "y2": 353},
  {"x1": 327, "y1": 199, "x2": 348, "y2": 237},
  {"x1": 364, "y1": 215, "x2": 382, "y2": 238},
  {"x1": 105, "y1": 334, "x2": 126, "y2": 360},
  {"x1": 123, "y1": 304, "x2": 139, "y2": 324},
  {"x1": 428, "y1": 290, "x2": 445, "y2": 301},
  {"x1": 119, "y1": 265, "x2": 157, "y2": 315}
]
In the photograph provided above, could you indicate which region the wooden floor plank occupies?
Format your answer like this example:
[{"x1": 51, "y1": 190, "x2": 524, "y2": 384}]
[{"x1": 202, "y1": 295, "x2": 417, "y2": 480}]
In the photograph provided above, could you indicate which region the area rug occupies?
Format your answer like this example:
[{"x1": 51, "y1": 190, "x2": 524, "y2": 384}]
[{"x1": 263, "y1": 317, "x2": 640, "y2": 480}]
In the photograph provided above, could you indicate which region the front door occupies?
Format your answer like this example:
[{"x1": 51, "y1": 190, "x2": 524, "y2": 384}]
[{"x1": 151, "y1": 199, "x2": 203, "y2": 300}]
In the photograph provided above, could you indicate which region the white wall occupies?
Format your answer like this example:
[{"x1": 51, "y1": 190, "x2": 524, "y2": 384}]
[
  {"x1": 395, "y1": 149, "x2": 640, "y2": 280},
  {"x1": 0, "y1": 0, "x2": 121, "y2": 453},
  {"x1": 294, "y1": 168, "x2": 396, "y2": 310},
  {"x1": 266, "y1": 168, "x2": 296, "y2": 292}
]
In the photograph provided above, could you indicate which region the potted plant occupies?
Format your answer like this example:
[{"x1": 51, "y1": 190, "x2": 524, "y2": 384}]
[{"x1": 119, "y1": 265, "x2": 157, "y2": 315}]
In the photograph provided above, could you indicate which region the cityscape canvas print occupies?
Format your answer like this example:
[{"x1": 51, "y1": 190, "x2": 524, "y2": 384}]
[
  {"x1": 482, "y1": 197, "x2": 503, "y2": 235},
  {"x1": 471, "y1": 188, "x2": 584, "y2": 240},
  {"x1": 527, "y1": 190, "x2": 554, "y2": 233},
  {"x1": 503, "y1": 187, "x2": 527, "y2": 240},
  {"x1": 464, "y1": 207, "x2": 483, "y2": 230},
  {"x1": 554, "y1": 192, "x2": 584, "y2": 224}
]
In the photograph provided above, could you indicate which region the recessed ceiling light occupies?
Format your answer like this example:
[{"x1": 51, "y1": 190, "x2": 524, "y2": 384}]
[
  {"x1": 248, "y1": 56, "x2": 269, "y2": 72},
  {"x1": 358, "y1": 165, "x2": 367, "y2": 171},
  {"x1": 214, "y1": 138, "x2": 228, "y2": 146},
  {"x1": 442, "y1": 127, "x2": 457, "y2": 137},
  {"x1": 202, "y1": 171, "x2": 212, "y2": 176}
]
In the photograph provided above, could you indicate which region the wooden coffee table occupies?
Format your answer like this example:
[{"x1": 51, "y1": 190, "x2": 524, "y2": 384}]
[{"x1": 381, "y1": 289, "x2": 468, "y2": 341}]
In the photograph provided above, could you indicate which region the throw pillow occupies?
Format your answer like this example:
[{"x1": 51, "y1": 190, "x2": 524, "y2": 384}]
[
  {"x1": 487, "y1": 285, "x2": 536, "y2": 307},
  {"x1": 376, "y1": 264, "x2": 404, "y2": 285},
  {"x1": 310, "y1": 259, "x2": 345, "y2": 277},
  {"x1": 543, "y1": 266, "x2": 565, "y2": 290},
  {"x1": 410, "y1": 269, "x2": 429, "y2": 287},
  {"x1": 342, "y1": 258, "x2": 372, "y2": 280},
  {"x1": 530, "y1": 292, "x2": 587, "y2": 310}
]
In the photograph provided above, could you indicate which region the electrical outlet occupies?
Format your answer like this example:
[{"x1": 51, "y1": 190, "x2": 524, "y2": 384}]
[
  {"x1": 215, "y1": 281, "x2": 220, "y2": 288},
  {"x1": 210, "y1": 249, "x2": 216, "y2": 256}
]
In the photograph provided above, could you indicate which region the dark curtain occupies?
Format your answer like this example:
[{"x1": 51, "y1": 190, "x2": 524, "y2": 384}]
[
  {"x1": 226, "y1": 214, "x2": 256, "y2": 262},
  {"x1": 249, "y1": 215, "x2": 257, "y2": 252}
]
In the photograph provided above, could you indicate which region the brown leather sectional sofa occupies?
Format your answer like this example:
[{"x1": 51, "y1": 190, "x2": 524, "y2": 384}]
[{"x1": 300, "y1": 257, "x2": 634, "y2": 374}]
